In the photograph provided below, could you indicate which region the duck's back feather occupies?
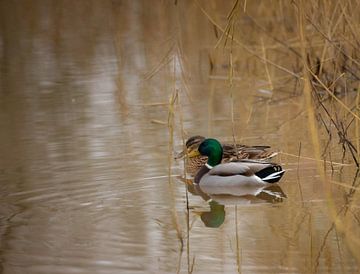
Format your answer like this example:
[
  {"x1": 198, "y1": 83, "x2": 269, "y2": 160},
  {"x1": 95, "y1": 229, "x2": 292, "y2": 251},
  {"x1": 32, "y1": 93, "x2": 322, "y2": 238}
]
[{"x1": 208, "y1": 162, "x2": 251, "y2": 176}]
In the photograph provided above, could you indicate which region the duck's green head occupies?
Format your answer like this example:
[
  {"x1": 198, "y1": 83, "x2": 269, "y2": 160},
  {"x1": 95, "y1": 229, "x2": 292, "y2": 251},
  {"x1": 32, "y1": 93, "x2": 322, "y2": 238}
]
[{"x1": 198, "y1": 138, "x2": 223, "y2": 167}]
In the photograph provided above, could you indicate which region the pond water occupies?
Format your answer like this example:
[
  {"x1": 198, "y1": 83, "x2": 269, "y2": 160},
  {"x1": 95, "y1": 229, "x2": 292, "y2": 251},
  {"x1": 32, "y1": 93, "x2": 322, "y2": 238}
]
[{"x1": 1, "y1": 1, "x2": 359, "y2": 273}]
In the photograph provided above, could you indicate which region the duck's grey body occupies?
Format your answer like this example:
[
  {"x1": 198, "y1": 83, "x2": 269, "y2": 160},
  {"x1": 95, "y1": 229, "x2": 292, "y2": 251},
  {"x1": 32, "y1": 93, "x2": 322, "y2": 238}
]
[{"x1": 195, "y1": 160, "x2": 285, "y2": 195}]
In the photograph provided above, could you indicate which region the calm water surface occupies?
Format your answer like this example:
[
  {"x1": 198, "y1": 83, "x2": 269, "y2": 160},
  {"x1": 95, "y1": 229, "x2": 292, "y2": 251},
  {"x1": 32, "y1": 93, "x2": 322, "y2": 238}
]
[{"x1": 0, "y1": 1, "x2": 359, "y2": 273}]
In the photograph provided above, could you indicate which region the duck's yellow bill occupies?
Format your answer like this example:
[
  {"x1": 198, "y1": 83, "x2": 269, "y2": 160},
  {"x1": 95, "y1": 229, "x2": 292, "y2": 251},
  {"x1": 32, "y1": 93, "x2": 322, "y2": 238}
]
[{"x1": 187, "y1": 149, "x2": 200, "y2": 158}]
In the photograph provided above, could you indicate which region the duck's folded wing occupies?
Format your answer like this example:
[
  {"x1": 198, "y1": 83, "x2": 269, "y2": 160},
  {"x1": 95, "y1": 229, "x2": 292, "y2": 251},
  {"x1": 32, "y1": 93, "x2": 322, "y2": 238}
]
[
  {"x1": 230, "y1": 160, "x2": 275, "y2": 173},
  {"x1": 222, "y1": 144, "x2": 270, "y2": 150},
  {"x1": 209, "y1": 162, "x2": 251, "y2": 176}
]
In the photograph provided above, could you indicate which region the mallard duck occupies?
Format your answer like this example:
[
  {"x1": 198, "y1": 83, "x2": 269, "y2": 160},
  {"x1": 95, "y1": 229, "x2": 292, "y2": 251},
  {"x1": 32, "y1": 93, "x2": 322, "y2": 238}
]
[
  {"x1": 176, "y1": 135, "x2": 277, "y2": 176},
  {"x1": 188, "y1": 138, "x2": 285, "y2": 192}
]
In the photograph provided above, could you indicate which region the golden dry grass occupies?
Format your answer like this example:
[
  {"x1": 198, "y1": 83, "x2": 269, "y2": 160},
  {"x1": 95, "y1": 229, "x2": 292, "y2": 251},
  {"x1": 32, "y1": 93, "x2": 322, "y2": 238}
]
[{"x1": 149, "y1": 0, "x2": 360, "y2": 271}]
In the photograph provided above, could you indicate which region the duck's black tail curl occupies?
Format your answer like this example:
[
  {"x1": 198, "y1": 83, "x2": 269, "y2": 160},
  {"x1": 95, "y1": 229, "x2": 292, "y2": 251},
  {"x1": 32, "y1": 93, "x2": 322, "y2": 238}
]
[{"x1": 255, "y1": 165, "x2": 285, "y2": 183}]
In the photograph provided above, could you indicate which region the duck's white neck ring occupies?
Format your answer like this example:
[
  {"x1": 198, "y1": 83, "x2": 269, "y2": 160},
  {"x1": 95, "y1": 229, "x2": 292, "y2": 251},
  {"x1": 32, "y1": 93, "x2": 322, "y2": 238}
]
[{"x1": 205, "y1": 163, "x2": 213, "y2": 169}]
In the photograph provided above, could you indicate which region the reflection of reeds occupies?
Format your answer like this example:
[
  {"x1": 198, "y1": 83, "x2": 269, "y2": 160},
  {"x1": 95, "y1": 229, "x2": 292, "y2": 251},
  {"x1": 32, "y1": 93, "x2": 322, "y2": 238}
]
[
  {"x1": 167, "y1": 50, "x2": 197, "y2": 272},
  {"x1": 235, "y1": 206, "x2": 242, "y2": 274},
  {"x1": 167, "y1": 89, "x2": 183, "y2": 251},
  {"x1": 357, "y1": 89, "x2": 360, "y2": 161},
  {"x1": 296, "y1": 0, "x2": 360, "y2": 266},
  {"x1": 208, "y1": 0, "x2": 360, "y2": 269},
  {"x1": 296, "y1": 142, "x2": 304, "y2": 202},
  {"x1": 176, "y1": 82, "x2": 195, "y2": 273},
  {"x1": 154, "y1": 0, "x2": 360, "y2": 270}
]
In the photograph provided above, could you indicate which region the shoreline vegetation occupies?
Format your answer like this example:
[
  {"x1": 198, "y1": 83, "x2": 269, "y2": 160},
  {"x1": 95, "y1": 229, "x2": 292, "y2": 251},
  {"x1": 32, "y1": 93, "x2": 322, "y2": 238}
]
[{"x1": 158, "y1": 1, "x2": 360, "y2": 271}]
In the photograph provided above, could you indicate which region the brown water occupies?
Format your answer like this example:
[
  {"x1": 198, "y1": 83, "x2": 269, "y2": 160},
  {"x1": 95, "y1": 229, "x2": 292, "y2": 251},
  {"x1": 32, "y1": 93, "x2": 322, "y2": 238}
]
[{"x1": 1, "y1": 1, "x2": 359, "y2": 273}]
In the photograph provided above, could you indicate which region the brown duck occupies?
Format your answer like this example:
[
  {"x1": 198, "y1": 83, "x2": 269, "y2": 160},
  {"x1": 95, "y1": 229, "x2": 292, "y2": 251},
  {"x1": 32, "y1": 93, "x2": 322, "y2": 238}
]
[{"x1": 176, "y1": 135, "x2": 278, "y2": 176}]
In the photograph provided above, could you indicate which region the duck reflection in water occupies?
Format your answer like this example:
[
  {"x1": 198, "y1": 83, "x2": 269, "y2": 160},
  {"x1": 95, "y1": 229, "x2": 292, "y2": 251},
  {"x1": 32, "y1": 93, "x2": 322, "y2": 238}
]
[
  {"x1": 186, "y1": 180, "x2": 286, "y2": 228},
  {"x1": 197, "y1": 200, "x2": 225, "y2": 228}
]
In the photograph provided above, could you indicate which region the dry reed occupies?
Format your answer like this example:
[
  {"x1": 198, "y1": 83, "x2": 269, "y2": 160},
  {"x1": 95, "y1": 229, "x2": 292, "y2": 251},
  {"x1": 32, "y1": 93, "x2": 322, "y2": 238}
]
[{"x1": 149, "y1": 0, "x2": 360, "y2": 270}]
